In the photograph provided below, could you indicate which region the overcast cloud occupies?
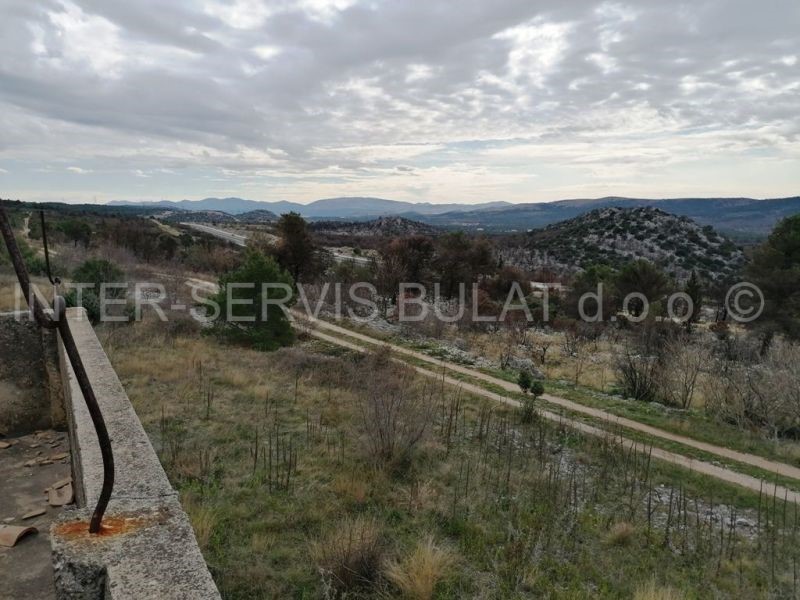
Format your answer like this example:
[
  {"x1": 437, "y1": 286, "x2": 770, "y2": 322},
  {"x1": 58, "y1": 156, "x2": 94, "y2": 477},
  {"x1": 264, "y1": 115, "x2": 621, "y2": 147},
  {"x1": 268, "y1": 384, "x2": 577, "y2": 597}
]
[{"x1": 0, "y1": 0, "x2": 798, "y2": 203}]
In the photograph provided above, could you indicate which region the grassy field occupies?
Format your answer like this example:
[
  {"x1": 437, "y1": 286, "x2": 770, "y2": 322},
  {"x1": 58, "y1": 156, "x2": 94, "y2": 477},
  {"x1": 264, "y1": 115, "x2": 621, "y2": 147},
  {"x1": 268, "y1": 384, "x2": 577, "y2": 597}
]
[
  {"x1": 329, "y1": 317, "x2": 800, "y2": 470},
  {"x1": 0, "y1": 273, "x2": 54, "y2": 311},
  {"x1": 102, "y1": 317, "x2": 800, "y2": 599}
]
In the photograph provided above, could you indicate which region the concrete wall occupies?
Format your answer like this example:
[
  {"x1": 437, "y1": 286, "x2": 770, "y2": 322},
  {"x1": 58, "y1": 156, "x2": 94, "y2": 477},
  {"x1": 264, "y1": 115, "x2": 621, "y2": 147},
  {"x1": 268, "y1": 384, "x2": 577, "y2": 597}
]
[
  {"x1": 0, "y1": 311, "x2": 64, "y2": 434},
  {"x1": 52, "y1": 308, "x2": 220, "y2": 599}
]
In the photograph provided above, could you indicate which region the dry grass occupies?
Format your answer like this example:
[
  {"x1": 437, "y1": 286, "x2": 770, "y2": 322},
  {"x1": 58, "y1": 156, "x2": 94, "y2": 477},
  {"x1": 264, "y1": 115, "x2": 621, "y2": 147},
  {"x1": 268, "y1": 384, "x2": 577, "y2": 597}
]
[
  {"x1": 101, "y1": 309, "x2": 800, "y2": 598},
  {"x1": 332, "y1": 471, "x2": 369, "y2": 506},
  {"x1": 184, "y1": 496, "x2": 217, "y2": 551},
  {"x1": 0, "y1": 274, "x2": 53, "y2": 312},
  {"x1": 384, "y1": 537, "x2": 455, "y2": 600},
  {"x1": 633, "y1": 578, "x2": 684, "y2": 600},
  {"x1": 606, "y1": 521, "x2": 636, "y2": 546}
]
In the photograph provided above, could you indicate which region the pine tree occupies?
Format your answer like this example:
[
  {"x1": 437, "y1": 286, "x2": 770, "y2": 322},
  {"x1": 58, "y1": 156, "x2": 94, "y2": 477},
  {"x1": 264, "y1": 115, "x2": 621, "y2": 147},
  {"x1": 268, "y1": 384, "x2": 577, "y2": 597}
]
[
  {"x1": 517, "y1": 370, "x2": 532, "y2": 394},
  {"x1": 684, "y1": 270, "x2": 703, "y2": 324}
]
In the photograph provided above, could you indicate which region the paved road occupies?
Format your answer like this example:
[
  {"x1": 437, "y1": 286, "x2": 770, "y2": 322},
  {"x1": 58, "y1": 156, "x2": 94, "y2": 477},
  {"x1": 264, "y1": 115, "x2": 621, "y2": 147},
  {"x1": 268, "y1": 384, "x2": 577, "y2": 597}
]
[
  {"x1": 330, "y1": 252, "x2": 372, "y2": 265},
  {"x1": 181, "y1": 223, "x2": 247, "y2": 246},
  {"x1": 293, "y1": 312, "x2": 800, "y2": 501},
  {"x1": 182, "y1": 222, "x2": 372, "y2": 265}
]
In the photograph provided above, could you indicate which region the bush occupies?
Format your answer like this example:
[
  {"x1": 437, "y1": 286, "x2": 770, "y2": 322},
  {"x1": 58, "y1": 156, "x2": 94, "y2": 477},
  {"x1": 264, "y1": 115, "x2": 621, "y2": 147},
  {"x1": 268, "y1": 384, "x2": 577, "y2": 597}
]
[
  {"x1": 705, "y1": 339, "x2": 800, "y2": 438},
  {"x1": 517, "y1": 370, "x2": 531, "y2": 393},
  {"x1": 64, "y1": 288, "x2": 101, "y2": 323},
  {"x1": 25, "y1": 254, "x2": 48, "y2": 277},
  {"x1": 606, "y1": 521, "x2": 635, "y2": 546},
  {"x1": 210, "y1": 250, "x2": 295, "y2": 351},
  {"x1": 615, "y1": 348, "x2": 660, "y2": 402},
  {"x1": 72, "y1": 259, "x2": 125, "y2": 297},
  {"x1": 519, "y1": 397, "x2": 537, "y2": 424},
  {"x1": 355, "y1": 349, "x2": 433, "y2": 472},
  {"x1": 519, "y1": 378, "x2": 543, "y2": 424},
  {"x1": 312, "y1": 516, "x2": 385, "y2": 597},
  {"x1": 64, "y1": 258, "x2": 125, "y2": 323}
]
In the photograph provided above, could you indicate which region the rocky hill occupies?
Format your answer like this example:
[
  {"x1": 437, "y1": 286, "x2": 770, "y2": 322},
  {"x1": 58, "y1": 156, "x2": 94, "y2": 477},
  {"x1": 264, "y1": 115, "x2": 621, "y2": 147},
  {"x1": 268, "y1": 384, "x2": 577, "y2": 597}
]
[
  {"x1": 310, "y1": 216, "x2": 439, "y2": 237},
  {"x1": 500, "y1": 207, "x2": 745, "y2": 281},
  {"x1": 414, "y1": 196, "x2": 800, "y2": 237},
  {"x1": 237, "y1": 209, "x2": 278, "y2": 223},
  {"x1": 161, "y1": 208, "x2": 276, "y2": 224},
  {"x1": 162, "y1": 210, "x2": 237, "y2": 224}
]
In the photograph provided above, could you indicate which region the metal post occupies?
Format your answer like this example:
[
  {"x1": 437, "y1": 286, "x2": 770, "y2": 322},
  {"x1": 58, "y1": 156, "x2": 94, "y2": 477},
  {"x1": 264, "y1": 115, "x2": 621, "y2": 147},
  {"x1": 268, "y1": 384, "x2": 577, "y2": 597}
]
[{"x1": 0, "y1": 205, "x2": 115, "y2": 533}]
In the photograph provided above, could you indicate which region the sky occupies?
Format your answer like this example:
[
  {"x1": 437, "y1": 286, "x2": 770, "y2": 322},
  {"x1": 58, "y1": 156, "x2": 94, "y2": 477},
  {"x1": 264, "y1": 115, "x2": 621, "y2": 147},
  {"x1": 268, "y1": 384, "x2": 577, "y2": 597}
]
[{"x1": 0, "y1": 0, "x2": 798, "y2": 205}]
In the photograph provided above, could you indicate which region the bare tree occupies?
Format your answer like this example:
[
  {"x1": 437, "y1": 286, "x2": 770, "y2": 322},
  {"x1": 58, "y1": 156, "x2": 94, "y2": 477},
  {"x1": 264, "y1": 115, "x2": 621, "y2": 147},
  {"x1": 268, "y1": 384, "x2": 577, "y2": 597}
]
[
  {"x1": 747, "y1": 339, "x2": 800, "y2": 438},
  {"x1": 530, "y1": 334, "x2": 553, "y2": 366},
  {"x1": 571, "y1": 337, "x2": 590, "y2": 387},
  {"x1": 704, "y1": 337, "x2": 800, "y2": 437},
  {"x1": 354, "y1": 349, "x2": 434, "y2": 472},
  {"x1": 659, "y1": 338, "x2": 705, "y2": 409}
]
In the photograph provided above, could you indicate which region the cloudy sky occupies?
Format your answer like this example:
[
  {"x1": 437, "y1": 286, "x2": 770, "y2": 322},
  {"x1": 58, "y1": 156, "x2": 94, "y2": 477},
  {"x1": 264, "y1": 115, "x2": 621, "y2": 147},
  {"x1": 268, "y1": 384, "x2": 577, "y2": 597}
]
[{"x1": 1, "y1": 0, "x2": 798, "y2": 204}]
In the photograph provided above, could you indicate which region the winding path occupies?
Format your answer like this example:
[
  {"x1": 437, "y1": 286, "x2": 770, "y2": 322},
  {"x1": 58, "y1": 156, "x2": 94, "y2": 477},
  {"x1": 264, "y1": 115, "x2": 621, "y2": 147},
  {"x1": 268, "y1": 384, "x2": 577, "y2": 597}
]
[{"x1": 293, "y1": 311, "x2": 800, "y2": 501}]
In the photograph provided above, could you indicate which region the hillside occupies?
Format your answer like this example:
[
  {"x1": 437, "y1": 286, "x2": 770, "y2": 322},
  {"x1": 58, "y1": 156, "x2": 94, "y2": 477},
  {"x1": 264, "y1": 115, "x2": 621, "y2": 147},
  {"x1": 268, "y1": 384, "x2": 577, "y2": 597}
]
[
  {"x1": 310, "y1": 216, "x2": 438, "y2": 237},
  {"x1": 416, "y1": 196, "x2": 800, "y2": 237},
  {"x1": 162, "y1": 210, "x2": 237, "y2": 224},
  {"x1": 500, "y1": 206, "x2": 745, "y2": 281},
  {"x1": 237, "y1": 209, "x2": 278, "y2": 223}
]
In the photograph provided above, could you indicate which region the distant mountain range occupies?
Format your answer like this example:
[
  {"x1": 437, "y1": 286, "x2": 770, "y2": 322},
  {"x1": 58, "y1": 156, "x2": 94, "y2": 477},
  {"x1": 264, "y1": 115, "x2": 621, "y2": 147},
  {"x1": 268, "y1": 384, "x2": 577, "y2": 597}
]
[
  {"x1": 108, "y1": 195, "x2": 800, "y2": 237},
  {"x1": 108, "y1": 197, "x2": 511, "y2": 218}
]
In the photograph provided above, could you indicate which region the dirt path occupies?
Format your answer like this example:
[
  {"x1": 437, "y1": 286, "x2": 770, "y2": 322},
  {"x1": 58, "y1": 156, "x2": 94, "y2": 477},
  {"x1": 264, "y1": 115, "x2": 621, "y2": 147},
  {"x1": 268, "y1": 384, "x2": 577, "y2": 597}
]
[{"x1": 294, "y1": 312, "x2": 800, "y2": 500}]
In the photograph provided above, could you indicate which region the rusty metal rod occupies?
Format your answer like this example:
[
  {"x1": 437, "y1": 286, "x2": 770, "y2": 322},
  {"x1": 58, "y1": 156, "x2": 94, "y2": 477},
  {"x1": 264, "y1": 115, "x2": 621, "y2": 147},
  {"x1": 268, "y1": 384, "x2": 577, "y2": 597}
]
[
  {"x1": 0, "y1": 207, "x2": 54, "y2": 329},
  {"x1": 40, "y1": 210, "x2": 60, "y2": 287},
  {"x1": 0, "y1": 205, "x2": 115, "y2": 533}
]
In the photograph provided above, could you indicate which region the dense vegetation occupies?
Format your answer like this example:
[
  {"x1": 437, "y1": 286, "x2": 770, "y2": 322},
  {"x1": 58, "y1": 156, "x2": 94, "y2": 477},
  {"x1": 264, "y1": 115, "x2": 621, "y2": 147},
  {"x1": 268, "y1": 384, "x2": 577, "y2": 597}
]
[{"x1": 508, "y1": 207, "x2": 745, "y2": 282}]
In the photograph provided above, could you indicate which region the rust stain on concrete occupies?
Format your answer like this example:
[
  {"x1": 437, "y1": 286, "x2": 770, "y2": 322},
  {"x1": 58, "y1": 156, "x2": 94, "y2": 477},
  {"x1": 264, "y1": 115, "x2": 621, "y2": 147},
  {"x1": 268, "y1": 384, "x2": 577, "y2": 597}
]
[{"x1": 54, "y1": 512, "x2": 162, "y2": 541}]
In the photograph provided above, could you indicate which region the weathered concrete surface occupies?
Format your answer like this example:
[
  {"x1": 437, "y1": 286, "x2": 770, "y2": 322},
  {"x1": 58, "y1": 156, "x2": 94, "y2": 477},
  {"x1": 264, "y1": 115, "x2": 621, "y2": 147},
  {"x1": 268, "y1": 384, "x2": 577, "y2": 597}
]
[
  {"x1": 57, "y1": 309, "x2": 175, "y2": 507},
  {"x1": 52, "y1": 498, "x2": 217, "y2": 600},
  {"x1": 0, "y1": 314, "x2": 50, "y2": 435},
  {"x1": 54, "y1": 308, "x2": 219, "y2": 599},
  {"x1": 0, "y1": 311, "x2": 66, "y2": 434},
  {"x1": 0, "y1": 430, "x2": 72, "y2": 600}
]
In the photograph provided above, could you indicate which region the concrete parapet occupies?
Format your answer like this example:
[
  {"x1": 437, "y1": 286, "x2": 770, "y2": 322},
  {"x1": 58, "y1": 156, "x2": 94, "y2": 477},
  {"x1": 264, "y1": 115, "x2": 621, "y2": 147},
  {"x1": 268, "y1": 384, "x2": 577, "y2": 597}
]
[{"x1": 53, "y1": 308, "x2": 219, "y2": 599}]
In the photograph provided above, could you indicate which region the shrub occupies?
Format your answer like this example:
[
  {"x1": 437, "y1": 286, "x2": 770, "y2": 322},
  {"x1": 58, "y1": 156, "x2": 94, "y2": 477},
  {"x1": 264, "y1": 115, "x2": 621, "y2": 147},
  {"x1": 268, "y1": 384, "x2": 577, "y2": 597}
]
[
  {"x1": 64, "y1": 288, "x2": 101, "y2": 323},
  {"x1": 385, "y1": 537, "x2": 455, "y2": 600},
  {"x1": 519, "y1": 397, "x2": 537, "y2": 425},
  {"x1": 615, "y1": 348, "x2": 660, "y2": 402},
  {"x1": 355, "y1": 350, "x2": 433, "y2": 472},
  {"x1": 658, "y1": 339, "x2": 704, "y2": 409},
  {"x1": 517, "y1": 370, "x2": 532, "y2": 393},
  {"x1": 606, "y1": 521, "x2": 635, "y2": 546},
  {"x1": 210, "y1": 250, "x2": 295, "y2": 351},
  {"x1": 71, "y1": 258, "x2": 125, "y2": 297},
  {"x1": 312, "y1": 516, "x2": 385, "y2": 596},
  {"x1": 65, "y1": 258, "x2": 125, "y2": 323}
]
